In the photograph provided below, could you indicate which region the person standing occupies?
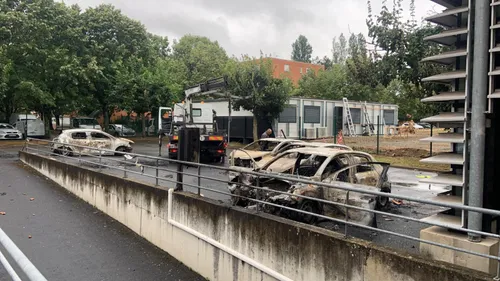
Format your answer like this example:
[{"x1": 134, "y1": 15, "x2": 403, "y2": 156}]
[{"x1": 261, "y1": 128, "x2": 272, "y2": 139}]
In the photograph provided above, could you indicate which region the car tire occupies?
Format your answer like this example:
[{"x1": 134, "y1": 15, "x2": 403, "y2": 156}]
[
  {"x1": 61, "y1": 146, "x2": 73, "y2": 156},
  {"x1": 114, "y1": 146, "x2": 128, "y2": 156},
  {"x1": 298, "y1": 200, "x2": 320, "y2": 224}
]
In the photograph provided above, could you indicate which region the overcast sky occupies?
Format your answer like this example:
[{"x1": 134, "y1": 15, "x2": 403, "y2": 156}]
[{"x1": 62, "y1": 0, "x2": 445, "y2": 59}]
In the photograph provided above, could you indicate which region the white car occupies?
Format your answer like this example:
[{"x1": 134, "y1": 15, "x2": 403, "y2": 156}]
[
  {"x1": 0, "y1": 123, "x2": 23, "y2": 140},
  {"x1": 51, "y1": 129, "x2": 134, "y2": 156},
  {"x1": 402, "y1": 122, "x2": 424, "y2": 129}
]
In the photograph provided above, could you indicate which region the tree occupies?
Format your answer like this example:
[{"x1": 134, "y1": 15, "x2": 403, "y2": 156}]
[
  {"x1": 173, "y1": 35, "x2": 228, "y2": 87},
  {"x1": 80, "y1": 4, "x2": 151, "y2": 131},
  {"x1": 313, "y1": 56, "x2": 333, "y2": 70},
  {"x1": 0, "y1": 0, "x2": 85, "y2": 134},
  {"x1": 291, "y1": 35, "x2": 313, "y2": 63},
  {"x1": 366, "y1": 0, "x2": 449, "y2": 119},
  {"x1": 332, "y1": 33, "x2": 348, "y2": 64},
  {"x1": 227, "y1": 56, "x2": 292, "y2": 140}
]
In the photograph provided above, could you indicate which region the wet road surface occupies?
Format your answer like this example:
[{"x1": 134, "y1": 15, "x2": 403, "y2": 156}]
[{"x1": 0, "y1": 147, "x2": 204, "y2": 281}]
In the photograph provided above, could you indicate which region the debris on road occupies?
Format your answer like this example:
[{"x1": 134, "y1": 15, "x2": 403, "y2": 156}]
[
  {"x1": 28, "y1": 235, "x2": 32, "y2": 239},
  {"x1": 0, "y1": 192, "x2": 6, "y2": 196},
  {"x1": 29, "y1": 197, "x2": 35, "y2": 201},
  {"x1": 392, "y1": 199, "x2": 403, "y2": 205},
  {"x1": 0, "y1": 212, "x2": 6, "y2": 215}
]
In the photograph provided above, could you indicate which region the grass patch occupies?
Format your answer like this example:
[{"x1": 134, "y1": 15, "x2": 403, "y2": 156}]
[{"x1": 373, "y1": 155, "x2": 450, "y2": 172}]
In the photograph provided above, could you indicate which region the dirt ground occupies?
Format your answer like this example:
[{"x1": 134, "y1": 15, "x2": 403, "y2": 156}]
[
  {"x1": 336, "y1": 129, "x2": 450, "y2": 157},
  {"x1": 320, "y1": 129, "x2": 453, "y2": 171}
]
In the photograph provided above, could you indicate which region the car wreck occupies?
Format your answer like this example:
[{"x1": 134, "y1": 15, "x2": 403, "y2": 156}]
[
  {"x1": 228, "y1": 148, "x2": 391, "y2": 226},
  {"x1": 229, "y1": 138, "x2": 301, "y2": 168},
  {"x1": 51, "y1": 129, "x2": 134, "y2": 156},
  {"x1": 229, "y1": 138, "x2": 353, "y2": 169}
]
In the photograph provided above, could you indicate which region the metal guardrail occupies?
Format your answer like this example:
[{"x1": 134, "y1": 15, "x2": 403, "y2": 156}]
[
  {"x1": 0, "y1": 227, "x2": 47, "y2": 281},
  {"x1": 22, "y1": 138, "x2": 500, "y2": 278}
]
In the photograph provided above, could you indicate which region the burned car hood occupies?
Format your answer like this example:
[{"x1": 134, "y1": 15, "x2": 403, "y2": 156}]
[{"x1": 230, "y1": 150, "x2": 269, "y2": 160}]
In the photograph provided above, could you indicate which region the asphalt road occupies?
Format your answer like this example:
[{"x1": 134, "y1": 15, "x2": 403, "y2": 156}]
[
  {"x1": 16, "y1": 140, "x2": 453, "y2": 253},
  {"x1": 0, "y1": 147, "x2": 204, "y2": 281}
]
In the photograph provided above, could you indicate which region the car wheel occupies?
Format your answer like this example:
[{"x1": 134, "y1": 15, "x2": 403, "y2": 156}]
[
  {"x1": 298, "y1": 200, "x2": 320, "y2": 224},
  {"x1": 114, "y1": 146, "x2": 128, "y2": 156},
  {"x1": 61, "y1": 146, "x2": 72, "y2": 156}
]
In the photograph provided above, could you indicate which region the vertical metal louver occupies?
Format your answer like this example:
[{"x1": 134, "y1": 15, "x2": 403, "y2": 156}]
[{"x1": 420, "y1": 0, "x2": 471, "y2": 228}]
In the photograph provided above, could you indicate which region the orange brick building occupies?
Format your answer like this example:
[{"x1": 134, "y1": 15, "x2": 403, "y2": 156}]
[{"x1": 265, "y1": 58, "x2": 324, "y2": 85}]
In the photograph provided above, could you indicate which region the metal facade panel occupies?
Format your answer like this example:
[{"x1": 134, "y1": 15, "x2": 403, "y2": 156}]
[
  {"x1": 278, "y1": 105, "x2": 297, "y2": 123},
  {"x1": 304, "y1": 105, "x2": 321, "y2": 124},
  {"x1": 383, "y1": 110, "x2": 395, "y2": 125},
  {"x1": 350, "y1": 108, "x2": 361, "y2": 124}
]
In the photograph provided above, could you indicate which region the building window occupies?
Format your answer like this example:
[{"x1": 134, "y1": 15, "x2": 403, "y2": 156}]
[
  {"x1": 304, "y1": 106, "x2": 321, "y2": 124},
  {"x1": 284, "y1": 64, "x2": 290, "y2": 72},
  {"x1": 278, "y1": 105, "x2": 297, "y2": 123},
  {"x1": 350, "y1": 108, "x2": 361, "y2": 124},
  {"x1": 192, "y1": 108, "x2": 202, "y2": 117},
  {"x1": 300, "y1": 68, "x2": 303, "y2": 74}
]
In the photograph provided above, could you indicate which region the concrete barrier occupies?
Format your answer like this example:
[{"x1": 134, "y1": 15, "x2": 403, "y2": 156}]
[{"x1": 19, "y1": 151, "x2": 492, "y2": 281}]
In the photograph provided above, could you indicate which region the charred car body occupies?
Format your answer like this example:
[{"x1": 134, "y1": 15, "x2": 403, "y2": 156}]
[
  {"x1": 51, "y1": 129, "x2": 134, "y2": 156},
  {"x1": 229, "y1": 139, "x2": 353, "y2": 169},
  {"x1": 228, "y1": 148, "x2": 391, "y2": 226}
]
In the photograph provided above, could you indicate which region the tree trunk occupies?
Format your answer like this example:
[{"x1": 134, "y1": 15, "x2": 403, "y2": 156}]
[
  {"x1": 253, "y1": 114, "x2": 258, "y2": 141},
  {"x1": 103, "y1": 107, "x2": 109, "y2": 132},
  {"x1": 142, "y1": 113, "x2": 146, "y2": 138}
]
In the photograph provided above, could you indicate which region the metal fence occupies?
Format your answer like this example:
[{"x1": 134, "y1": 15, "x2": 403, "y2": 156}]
[
  {"x1": 22, "y1": 138, "x2": 500, "y2": 278},
  {"x1": 0, "y1": 227, "x2": 47, "y2": 281}
]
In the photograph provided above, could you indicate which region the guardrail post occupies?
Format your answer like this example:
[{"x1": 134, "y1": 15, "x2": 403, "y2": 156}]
[
  {"x1": 495, "y1": 240, "x2": 500, "y2": 281},
  {"x1": 155, "y1": 159, "x2": 159, "y2": 186},
  {"x1": 123, "y1": 160, "x2": 128, "y2": 178},
  {"x1": 78, "y1": 149, "x2": 82, "y2": 164},
  {"x1": 256, "y1": 176, "x2": 260, "y2": 212},
  {"x1": 345, "y1": 191, "x2": 350, "y2": 237},
  {"x1": 98, "y1": 149, "x2": 102, "y2": 171},
  {"x1": 197, "y1": 166, "x2": 201, "y2": 196}
]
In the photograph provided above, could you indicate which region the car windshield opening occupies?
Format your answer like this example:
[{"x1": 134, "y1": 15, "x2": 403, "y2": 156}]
[{"x1": 0, "y1": 124, "x2": 14, "y2": 129}]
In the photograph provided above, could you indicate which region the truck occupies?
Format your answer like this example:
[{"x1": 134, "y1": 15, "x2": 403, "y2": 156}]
[
  {"x1": 158, "y1": 77, "x2": 228, "y2": 162},
  {"x1": 52, "y1": 116, "x2": 102, "y2": 131}
]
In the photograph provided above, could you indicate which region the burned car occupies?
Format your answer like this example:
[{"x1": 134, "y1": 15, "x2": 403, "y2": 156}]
[
  {"x1": 228, "y1": 148, "x2": 391, "y2": 226},
  {"x1": 229, "y1": 138, "x2": 302, "y2": 168},
  {"x1": 51, "y1": 129, "x2": 134, "y2": 156},
  {"x1": 230, "y1": 139, "x2": 353, "y2": 169}
]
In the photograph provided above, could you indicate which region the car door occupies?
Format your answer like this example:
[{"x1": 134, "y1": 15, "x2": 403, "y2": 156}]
[
  {"x1": 89, "y1": 131, "x2": 113, "y2": 155},
  {"x1": 69, "y1": 131, "x2": 91, "y2": 155}
]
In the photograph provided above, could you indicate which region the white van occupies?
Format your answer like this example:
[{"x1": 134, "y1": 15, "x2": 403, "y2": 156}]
[{"x1": 9, "y1": 113, "x2": 45, "y2": 138}]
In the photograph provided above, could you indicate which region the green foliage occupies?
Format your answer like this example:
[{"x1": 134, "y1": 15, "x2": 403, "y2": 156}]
[
  {"x1": 291, "y1": 35, "x2": 313, "y2": 63},
  {"x1": 173, "y1": 35, "x2": 228, "y2": 87},
  {"x1": 226, "y1": 56, "x2": 292, "y2": 139},
  {"x1": 296, "y1": 0, "x2": 450, "y2": 122}
]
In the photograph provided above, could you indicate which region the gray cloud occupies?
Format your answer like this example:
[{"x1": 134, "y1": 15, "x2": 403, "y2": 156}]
[{"x1": 63, "y1": 0, "x2": 440, "y2": 59}]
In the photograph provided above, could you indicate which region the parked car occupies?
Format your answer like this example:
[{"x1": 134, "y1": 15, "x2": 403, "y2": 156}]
[
  {"x1": 0, "y1": 123, "x2": 23, "y2": 140},
  {"x1": 402, "y1": 122, "x2": 424, "y2": 129},
  {"x1": 51, "y1": 129, "x2": 134, "y2": 156},
  {"x1": 9, "y1": 113, "x2": 45, "y2": 138},
  {"x1": 108, "y1": 124, "x2": 136, "y2": 137},
  {"x1": 417, "y1": 122, "x2": 431, "y2": 129},
  {"x1": 228, "y1": 147, "x2": 391, "y2": 226}
]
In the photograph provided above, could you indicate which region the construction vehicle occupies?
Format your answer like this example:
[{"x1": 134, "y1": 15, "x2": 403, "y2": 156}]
[{"x1": 158, "y1": 77, "x2": 228, "y2": 162}]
